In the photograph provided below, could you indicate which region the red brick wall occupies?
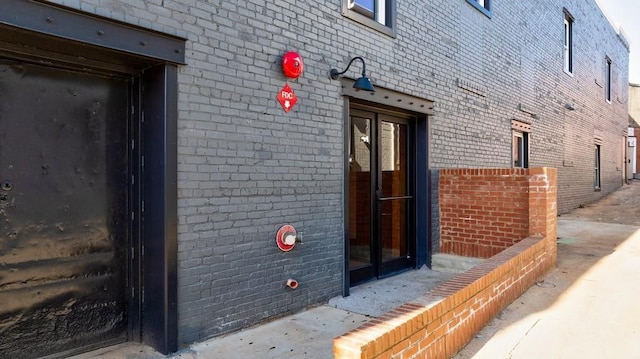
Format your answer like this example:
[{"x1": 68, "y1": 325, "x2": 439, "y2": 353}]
[
  {"x1": 334, "y1": 167, "x2": 557, "y2": 359},
  {"x1": 440, "y1": 168, "x2": 536, "y2": 258}
]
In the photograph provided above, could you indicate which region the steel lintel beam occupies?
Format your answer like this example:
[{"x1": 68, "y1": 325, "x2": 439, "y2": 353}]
[{"x1": 0, "y1": 0, "x2": 185, "y2": 64}]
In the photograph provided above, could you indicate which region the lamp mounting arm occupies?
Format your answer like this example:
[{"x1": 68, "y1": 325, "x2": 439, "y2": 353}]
[{"x1": 330, "y1": 56, "x2": 368, "y2": 80}]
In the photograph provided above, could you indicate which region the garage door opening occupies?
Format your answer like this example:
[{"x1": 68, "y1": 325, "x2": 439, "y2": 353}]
[
  {"x1": 0, "y1": 1, "x2": 183, "y2": 356},
  {"x1": 0, "y1": 58, "x2": 130, "y2": 358}
]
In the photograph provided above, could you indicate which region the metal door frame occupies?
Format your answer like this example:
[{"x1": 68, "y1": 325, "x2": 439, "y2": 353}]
[
  {"x1": 376, "y1": 113, "x2": 416, "y2": 277},
  {"x1": 346, "y1": 103, "x2": 418, "y2": 288}
]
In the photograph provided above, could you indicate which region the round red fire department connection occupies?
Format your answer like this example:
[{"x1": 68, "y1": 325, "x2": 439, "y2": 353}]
[{"x1": 276, "y1": 224, "x2": 297, "y2": 251}]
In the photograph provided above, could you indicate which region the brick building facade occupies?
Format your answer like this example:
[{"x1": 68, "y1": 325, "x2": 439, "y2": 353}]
[{"x1": 0, "y1": 0, "x2": 629, "y2": 356}]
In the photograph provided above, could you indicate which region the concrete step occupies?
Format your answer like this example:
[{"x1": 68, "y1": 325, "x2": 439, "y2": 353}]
[{"x1": 431, "y1": 253, "x2": 484, "y2": 274}]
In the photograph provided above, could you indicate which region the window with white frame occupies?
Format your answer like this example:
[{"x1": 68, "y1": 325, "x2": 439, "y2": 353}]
[
  {"x1": 512, "y1": 120, "x2": 530, "y2": 168},
  {"x1": 343, "y1": 0, "x2": 396, "y2": 37},
  {"x1": 466, "y1": 0, "x2": 492, "y2": 17},
  {"x1": 564, "y1": 10, "x2": 574, "y2": 74},
  {"x1": 605, "y1": 57, "x2": 612, "y2": 102}
]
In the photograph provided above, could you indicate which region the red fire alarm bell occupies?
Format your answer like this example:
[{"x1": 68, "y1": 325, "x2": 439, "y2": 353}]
[{"x1": 282, "y1": 51, "x2": 304, "y2": 79}]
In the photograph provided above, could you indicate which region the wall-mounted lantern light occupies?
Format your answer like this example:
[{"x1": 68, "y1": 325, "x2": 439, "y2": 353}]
[{"x1": 330, "y1": 56, "x2": 375, "y2": 92}]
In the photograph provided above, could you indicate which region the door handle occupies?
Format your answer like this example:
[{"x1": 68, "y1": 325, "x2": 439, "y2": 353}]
[{"x1": 379, "y1": 196, "x2": 413, "y2": 201}]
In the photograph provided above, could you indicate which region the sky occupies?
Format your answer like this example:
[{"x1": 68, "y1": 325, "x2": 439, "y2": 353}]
[{"x1": 596, "y1": 0, "x2": 640, "y2": 84}]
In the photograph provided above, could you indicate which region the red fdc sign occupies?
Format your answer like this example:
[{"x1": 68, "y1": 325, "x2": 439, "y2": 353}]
[{"x1": 277, "y1": 83, "x2": 297, "y2": 113}]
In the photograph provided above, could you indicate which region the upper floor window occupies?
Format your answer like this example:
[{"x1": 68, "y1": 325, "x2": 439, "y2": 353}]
[
  {"x1": 343, "y1": 0, "x2": 396, "y2": 37},
  {"x1": 466, "y1": 0, "x2": 492, "y2": 18},
  {"x1": 605, "y1": 57, "x2": 612, "y2": 102},
  {"x1": 512, "y1": 131, "x2": 529, "y2": 168},
  {"x1": 511, "y1": 120, "x2": 530, "y2": 168},
  {"x1": 564, "y1": 10, "x2": 574, "y2": 74}
]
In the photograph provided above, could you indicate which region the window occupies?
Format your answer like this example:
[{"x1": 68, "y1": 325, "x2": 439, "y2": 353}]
[
  {"x1": 564, "y1": 10, "x2": 574, "y2": 74},
  {"x1": 605, "y1": 57, "x2": 612, "y2": 102},
  {"x1": 466, "y1": 0, "x2": 492, "y2": 17},
  {"x1": 594, "y1": 144, "x2": 601, "y2": 190},
  {"x1": 350, "y1": 0, "x2": 379, "y2": 22},
  {"x1": 512, "y1": 132, "x2": 529, "y2": 168},
  {"x1": 343, "y1": 0, "x2": 396, "y2": 37},
  {"x1": 511, "y1": 120, "x2": 530, "y2": 168}
]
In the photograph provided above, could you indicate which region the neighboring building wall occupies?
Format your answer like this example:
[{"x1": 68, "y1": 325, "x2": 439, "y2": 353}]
[
  {"x1": 628, "y1": 85, "x2": 640, "y2": 173},
  {"x1": 42, "y1": 0, "x2": 629, "y2": 346},
  {"x1": 628, "y1": 84, "x2": 640, "y2": 121}
]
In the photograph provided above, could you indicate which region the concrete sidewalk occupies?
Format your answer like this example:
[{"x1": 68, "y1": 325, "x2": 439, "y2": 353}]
[
  {"x1": 75, "y1": 182, "x2": 640, "y2": 359},
  {"x1": 77, "y1": 218, "x2": 640, "y2": 359},
  {"x1": 455, "y1": 182, "x2": 640, "y2": 358},
  {"x1": 72, "y1": 266, "x2": 456, "y2": 359}
]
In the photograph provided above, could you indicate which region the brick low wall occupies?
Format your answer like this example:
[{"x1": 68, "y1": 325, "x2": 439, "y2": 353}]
[
  {"x1": 334, "y1": 168, "x2": 557, "y2": 359},
  {"x1": 439, "y1": 168, "x2": 548, "y2": 258}
]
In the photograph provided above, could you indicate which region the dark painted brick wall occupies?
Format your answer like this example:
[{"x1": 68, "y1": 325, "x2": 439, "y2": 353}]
[{"x1": 49, "y1": 0, "x2": 628, "y2": 344}]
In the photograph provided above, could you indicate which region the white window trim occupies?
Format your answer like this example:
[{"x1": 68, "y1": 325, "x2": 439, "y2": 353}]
[
  {"x1": 376, "y1": 0, "x2": 386, "y2": 25},
  {"x1": 511, "y1": 120, "x2": 531, "y2": 168},
  {"x1": 343, "y1": 0, "x2": 396, "y2": 37},
  {"x1": 513, "y1": 131, "x2": 524, "y2": 168}
]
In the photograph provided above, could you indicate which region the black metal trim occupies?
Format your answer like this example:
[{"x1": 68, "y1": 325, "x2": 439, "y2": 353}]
[
  {"x1": 342, "y1": 97, "x2": 351, "y2": 297},
  {"x1": 128, "y1": 76, "x2": 143, "y2": 342},
  {"x1": 416, "y1": 115, "x2": 429, "y2": 268},
  {"x1": 372, "y1": 110, "x2": 381, "y2": 279},
  {"x1": 346, "y1": 104, "x2": 419, "y2": 286},
  {"x1": 142, "y1": 64, "x2": 179, "y2": 354},
  {"x1": 379, "y1": 195, "x2": 413, "y2": 201},
  {"x1": 376, "y1": 113, "x2": 417, "y2": 275},
  {"x1": 0, "y1": 0, "x2": 185, "y2": 64}
]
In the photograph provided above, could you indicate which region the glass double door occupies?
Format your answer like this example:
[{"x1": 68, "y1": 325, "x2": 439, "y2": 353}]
[{"x1": 348, "y1": 108, "x2": 415, "y2": 286}]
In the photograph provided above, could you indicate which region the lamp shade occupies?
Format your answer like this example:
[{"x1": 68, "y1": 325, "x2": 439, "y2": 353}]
[{"x1": 353, "y1": 76, "x2": 375, "y2": 92}]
